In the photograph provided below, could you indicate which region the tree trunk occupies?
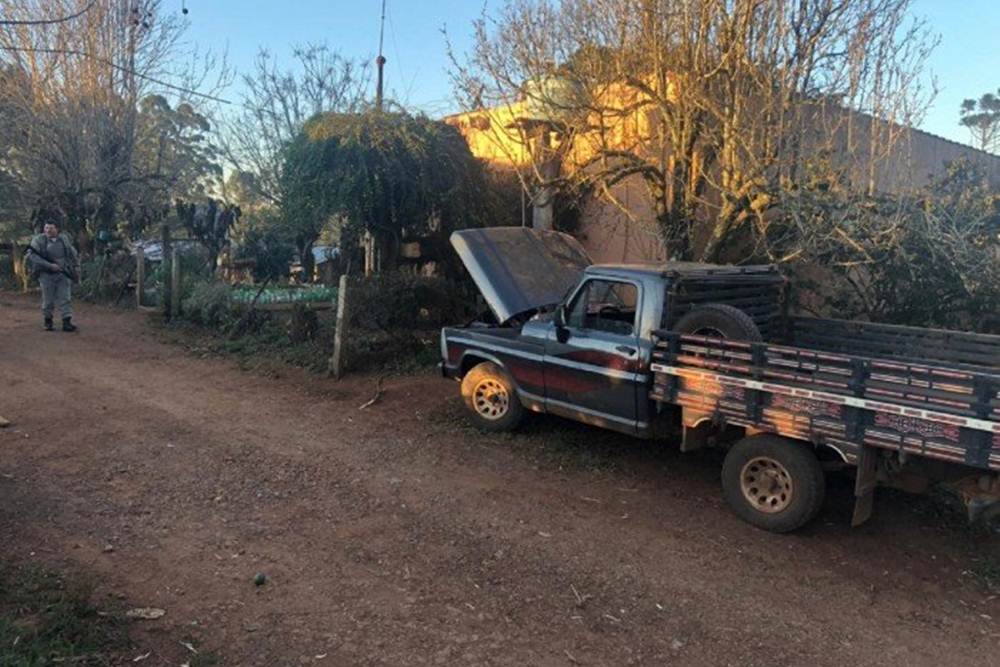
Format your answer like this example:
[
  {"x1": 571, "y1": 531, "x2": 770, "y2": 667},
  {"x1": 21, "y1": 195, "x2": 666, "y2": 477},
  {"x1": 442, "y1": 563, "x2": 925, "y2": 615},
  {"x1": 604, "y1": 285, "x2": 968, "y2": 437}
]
[{"x1": 299, "y1": 240, "x2": 315, "y2": 283}]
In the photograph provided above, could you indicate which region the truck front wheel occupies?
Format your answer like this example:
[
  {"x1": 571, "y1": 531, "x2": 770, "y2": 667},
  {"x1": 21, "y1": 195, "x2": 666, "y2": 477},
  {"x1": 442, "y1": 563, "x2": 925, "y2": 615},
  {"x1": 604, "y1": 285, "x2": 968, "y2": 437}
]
[
  {"x1": 721, "y1": 435, "x2": 826, "y2": 532},
  {"x1": 460, "y1": 362, "x2": 525, "y2": 432}
]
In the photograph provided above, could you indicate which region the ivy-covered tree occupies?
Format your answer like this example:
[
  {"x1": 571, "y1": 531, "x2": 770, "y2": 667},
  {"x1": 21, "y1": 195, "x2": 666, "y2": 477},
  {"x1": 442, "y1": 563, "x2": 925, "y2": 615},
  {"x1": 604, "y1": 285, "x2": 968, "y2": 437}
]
[{"x1": 279, "y1": 110, "x2": 493, "y2": 277}]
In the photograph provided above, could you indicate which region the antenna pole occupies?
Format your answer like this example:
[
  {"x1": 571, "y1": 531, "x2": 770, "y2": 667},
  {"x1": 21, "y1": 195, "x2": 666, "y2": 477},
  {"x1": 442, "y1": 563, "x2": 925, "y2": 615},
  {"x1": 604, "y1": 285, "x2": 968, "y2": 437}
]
[{"x1": 375, "y1": 0, "x2": 387, "y2": 111}]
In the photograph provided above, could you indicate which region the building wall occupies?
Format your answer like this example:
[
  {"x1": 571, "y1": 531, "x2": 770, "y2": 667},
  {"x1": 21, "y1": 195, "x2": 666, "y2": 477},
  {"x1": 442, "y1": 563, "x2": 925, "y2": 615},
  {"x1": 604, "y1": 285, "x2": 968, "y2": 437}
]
[
  {"x1": 575, "y1": 178, "x2": 663, "y2": 263},
  {"x1": 448, "y1": 101, "x2": 1000, "y2": 264},
  {"x1": 575, "y1": 122, "x2": 1000, "y2": 264}
]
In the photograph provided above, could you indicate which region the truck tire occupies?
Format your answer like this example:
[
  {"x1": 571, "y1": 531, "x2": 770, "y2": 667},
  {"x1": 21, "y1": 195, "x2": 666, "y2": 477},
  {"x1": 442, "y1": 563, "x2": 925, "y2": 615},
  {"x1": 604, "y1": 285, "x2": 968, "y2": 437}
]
[
  {"x1": 674, "y1": 303, "x2": 762, "y2": 341},
  {"x1": 461, "y1": 361, "x2": 525, "y2": 432},
  {"x1": 721, "y1": 435, "x2": 826, "y2": 532}
]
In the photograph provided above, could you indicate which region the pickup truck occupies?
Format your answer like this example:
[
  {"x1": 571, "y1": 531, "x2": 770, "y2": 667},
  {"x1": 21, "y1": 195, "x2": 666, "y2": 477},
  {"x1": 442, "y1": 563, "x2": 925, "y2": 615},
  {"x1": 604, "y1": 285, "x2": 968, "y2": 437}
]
[{"x1": 440, "y1": 227, "x2": 1000, "y2": 532}]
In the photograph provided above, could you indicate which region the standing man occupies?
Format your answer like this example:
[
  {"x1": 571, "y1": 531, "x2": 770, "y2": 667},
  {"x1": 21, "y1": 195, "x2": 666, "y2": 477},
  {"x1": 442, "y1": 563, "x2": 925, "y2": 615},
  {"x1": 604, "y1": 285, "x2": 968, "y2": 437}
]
[{"x1": 27, "y1": 220, "x2": 80, "y2": 332}]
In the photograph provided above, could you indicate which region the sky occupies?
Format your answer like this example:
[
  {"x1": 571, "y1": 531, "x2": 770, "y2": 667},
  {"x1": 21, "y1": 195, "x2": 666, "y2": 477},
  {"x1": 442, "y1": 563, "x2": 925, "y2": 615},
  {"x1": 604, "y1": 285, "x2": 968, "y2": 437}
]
[{"x1": 182, "y1": 0, "x2": 1000, "y2": 148}]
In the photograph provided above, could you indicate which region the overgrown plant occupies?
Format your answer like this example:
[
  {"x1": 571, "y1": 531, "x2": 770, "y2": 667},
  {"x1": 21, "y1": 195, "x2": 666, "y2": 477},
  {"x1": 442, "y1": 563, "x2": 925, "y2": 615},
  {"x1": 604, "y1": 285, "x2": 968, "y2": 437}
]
[
  {"x1": 279, "y1": 110, "x2": 495, "y2": 276},
  {"x1": 784, "y1": 158, "x2": 1000, "y2": 329},
  {"x1": 175, "y1": 198, "x2": 241, "y2": 271}
]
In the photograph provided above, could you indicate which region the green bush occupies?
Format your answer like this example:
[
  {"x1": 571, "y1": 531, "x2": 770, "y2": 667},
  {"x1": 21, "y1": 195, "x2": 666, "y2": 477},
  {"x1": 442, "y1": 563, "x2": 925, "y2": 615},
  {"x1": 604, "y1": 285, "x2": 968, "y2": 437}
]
[
  {"x1": 78, "y1": 257, "x2": 106, "y2": 299},
  {"x1": 182, "y1": 280, "x2": 237, "y2": 328},
  {"x1": 170, "y1": 271, "x2": 472, "y2": 376},
  {"x1": 77, "y1": 251, "x2": 134, "y2": 302},
  {"x1": 349, "y1": 271, "x2": 472, "y2": 332}
]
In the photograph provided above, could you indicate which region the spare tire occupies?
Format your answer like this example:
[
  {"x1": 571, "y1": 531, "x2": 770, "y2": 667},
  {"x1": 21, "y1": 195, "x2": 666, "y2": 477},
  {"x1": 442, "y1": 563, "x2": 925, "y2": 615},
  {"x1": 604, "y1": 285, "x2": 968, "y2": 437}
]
[{"x1": 674, "y1": 303, "x2": 762, "y2": 341}]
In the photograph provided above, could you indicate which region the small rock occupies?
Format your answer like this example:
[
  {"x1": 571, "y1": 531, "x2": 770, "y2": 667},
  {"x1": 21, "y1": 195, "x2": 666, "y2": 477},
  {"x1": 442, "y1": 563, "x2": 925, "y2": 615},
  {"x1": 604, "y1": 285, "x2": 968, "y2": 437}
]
[
  {"x1": 670, "y1": 639, "x2": 685, "y2": 651},
  {"x1": 103, "y1": 544, "x2": 115, "y2": 553},
  {"x1": 0, "y1": 416, "x2": 11, "y2": 428}
]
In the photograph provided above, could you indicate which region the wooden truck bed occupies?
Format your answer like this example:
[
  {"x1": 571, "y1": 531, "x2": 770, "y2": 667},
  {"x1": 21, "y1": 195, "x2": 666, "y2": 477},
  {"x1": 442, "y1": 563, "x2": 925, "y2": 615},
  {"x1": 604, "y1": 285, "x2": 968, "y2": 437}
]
[{"x1": 650, "y1": 330, "x2": 1000, "y2": 472}]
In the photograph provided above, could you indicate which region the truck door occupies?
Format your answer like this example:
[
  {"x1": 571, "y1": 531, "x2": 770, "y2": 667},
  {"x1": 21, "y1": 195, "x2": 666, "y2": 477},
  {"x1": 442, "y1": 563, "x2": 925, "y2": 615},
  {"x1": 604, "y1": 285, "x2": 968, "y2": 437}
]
[{"x1": 544, "y1": 278, "x2": 642, "y2": 434}]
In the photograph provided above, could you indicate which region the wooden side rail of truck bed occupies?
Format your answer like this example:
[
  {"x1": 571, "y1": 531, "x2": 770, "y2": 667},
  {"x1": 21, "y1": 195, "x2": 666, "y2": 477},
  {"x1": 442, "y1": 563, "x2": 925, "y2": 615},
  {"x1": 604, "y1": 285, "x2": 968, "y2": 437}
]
[{"x1": 650, "y1": 331, "x2": 1000, "y2": 472}]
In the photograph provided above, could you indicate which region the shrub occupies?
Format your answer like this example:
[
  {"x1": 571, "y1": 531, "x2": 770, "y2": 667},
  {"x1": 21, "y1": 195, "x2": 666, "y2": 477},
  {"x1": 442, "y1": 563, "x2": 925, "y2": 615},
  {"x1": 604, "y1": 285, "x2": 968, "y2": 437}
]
[
  {"x1": 348, "y1": 271, "x2": 472, "y2": 332},
  {"x1": 182, "y1": 280, "x2": 237, "y2": 328},
  {"x1": 77, "y1": 251, "x2": 134, "y2": 302}
]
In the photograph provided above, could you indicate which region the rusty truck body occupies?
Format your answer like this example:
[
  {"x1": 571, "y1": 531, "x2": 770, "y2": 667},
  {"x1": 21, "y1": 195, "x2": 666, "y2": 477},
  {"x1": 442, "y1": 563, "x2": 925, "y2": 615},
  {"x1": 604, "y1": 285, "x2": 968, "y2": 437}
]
[{"x1": 439, "y1": 227, "x2": 1000, "y2": 532}]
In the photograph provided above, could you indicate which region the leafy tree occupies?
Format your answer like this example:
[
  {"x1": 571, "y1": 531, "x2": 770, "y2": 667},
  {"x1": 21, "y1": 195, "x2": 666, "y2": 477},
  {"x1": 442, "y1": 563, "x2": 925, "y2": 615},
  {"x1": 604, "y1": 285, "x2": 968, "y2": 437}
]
[
  {"x1": 960, "y1": 89, "x2": 1000, "y2": 154},
  {"x1": 113, "y1": 96, "x2": 224, "y2": 242},
  {"x1": 279, "y1": 110, "x2": 493, "y2": 276},
  {"x1": 135, "y1": 96, "x2": 222, "y2": 200}
]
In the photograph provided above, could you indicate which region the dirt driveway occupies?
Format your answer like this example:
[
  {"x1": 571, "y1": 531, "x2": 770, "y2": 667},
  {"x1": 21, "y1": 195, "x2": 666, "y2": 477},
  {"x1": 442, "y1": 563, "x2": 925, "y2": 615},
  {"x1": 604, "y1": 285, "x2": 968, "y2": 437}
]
[{"x1": 1, "y1": 293, "x2": 998, "y2": 666}]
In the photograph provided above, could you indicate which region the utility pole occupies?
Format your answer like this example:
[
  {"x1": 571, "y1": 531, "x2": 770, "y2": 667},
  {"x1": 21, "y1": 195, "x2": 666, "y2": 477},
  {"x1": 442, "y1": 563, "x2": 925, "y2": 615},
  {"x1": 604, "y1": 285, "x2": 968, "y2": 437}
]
[
  {"x1": 365, "y1": 0, "x2": 388, "y2": 277},
  {"x1": 375, "y1": 0, "x2": 387, "y2": 111}
]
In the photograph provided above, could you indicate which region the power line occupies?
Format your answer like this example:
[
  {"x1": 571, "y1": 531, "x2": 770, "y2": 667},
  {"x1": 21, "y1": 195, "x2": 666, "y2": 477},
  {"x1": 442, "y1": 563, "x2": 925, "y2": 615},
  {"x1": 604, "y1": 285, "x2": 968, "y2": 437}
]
[
  {"x1": 0, "y1": 1, "x2": 97, "y2": 26},
  {"x1": 0, "y1": 45, "x2": 233, "y2": 105}
]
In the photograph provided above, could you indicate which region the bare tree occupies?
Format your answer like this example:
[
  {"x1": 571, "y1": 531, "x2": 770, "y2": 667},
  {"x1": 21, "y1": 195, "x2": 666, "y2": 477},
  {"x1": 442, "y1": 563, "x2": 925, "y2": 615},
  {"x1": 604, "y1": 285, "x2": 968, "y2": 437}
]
[
  {"x1": 218, "y1": 44, "x2": 369, "y2": 207},
  {"x1": 452, "y1": 0, "x2": 936, "y2": 262},
  {"x1": 0, "y1": 0, "x2": 227, "y2": 244}
]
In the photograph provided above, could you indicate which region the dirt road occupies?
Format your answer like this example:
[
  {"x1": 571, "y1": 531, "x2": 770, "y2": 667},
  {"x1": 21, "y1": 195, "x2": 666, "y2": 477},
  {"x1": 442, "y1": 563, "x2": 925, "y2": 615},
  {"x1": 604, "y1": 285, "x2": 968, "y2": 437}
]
[{"x1": 1, "y1": 293, "x2": 998, "y2": 666}]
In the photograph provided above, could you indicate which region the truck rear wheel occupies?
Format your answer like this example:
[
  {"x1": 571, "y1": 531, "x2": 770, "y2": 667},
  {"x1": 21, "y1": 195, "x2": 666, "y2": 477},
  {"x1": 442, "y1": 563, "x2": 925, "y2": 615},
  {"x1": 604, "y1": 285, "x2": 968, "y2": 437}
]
[
  {"x1": 461, "y1": 361, "x2": 525, "y2": 432},
  {"x1": 721, "y1": 435, "x2": 825, "y2": 532}
]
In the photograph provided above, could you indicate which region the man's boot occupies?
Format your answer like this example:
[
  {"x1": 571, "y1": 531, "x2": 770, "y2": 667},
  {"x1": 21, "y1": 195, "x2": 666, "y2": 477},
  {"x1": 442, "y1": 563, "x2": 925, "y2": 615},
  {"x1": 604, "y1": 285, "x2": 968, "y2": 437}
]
[
  {"x1": 44, "y1": 317, "x2": 53, "y2": 331},
  {"x1": 62, "y1": 317, "x2": 77, "y2": 332}
]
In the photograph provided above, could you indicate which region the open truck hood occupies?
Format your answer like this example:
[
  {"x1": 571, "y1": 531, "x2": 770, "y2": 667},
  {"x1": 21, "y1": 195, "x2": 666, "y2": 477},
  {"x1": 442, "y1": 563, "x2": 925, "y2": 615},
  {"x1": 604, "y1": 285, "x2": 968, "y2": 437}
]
[{"x1": 451, "y1": 227, "x2": 592, "y2": 324}]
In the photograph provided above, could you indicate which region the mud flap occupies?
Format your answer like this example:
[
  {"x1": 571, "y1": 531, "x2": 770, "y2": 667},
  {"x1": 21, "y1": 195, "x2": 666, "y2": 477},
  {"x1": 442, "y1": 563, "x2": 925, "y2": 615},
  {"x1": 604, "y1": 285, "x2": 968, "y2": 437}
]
[{"x1": 852, "y1": 444, "x2": 878, "y2": 527}]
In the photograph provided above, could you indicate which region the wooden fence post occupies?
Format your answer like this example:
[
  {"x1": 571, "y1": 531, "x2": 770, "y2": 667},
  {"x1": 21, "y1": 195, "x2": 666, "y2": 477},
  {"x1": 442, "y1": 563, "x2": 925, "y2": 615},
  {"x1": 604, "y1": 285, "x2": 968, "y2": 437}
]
[
  {"x1": 161, "y1": 224, "x2": 172, "y2": 317},
  {"x1": 170, "y1": 248, "x2": 181, "y2": 319},
  {"x1": 329, "y1": 274, "x2": 350, "y2": 378},
  {"x1": 135, "y1": 246, "x2": 145, "y2": 308},
  {"x1": 11, "y1": 239, "x2": 28, "y2": 292}
]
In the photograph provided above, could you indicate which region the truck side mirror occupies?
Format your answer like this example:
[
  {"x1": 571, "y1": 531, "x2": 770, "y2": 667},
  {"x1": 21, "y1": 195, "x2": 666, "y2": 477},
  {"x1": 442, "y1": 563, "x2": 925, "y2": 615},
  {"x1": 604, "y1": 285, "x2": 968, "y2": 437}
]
[
  {"x1": 554, "y1": 304, "x2": 566, "y2": 327},
  {"x1": 554, "y1": 304, "x2": 570, "y2": 343}
]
